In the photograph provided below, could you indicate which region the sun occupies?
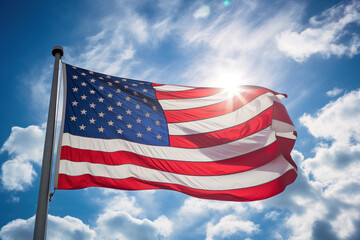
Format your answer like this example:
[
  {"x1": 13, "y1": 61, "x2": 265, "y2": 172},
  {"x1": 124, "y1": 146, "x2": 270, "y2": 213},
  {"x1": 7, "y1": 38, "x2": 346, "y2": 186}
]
[{"x1": 218, "y1": 72, "x2": 244, "y2": 96}]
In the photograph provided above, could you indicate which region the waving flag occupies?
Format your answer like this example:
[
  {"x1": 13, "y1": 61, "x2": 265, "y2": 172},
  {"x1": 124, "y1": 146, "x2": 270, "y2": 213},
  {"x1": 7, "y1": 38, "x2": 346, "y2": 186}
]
[{"x1": 54, "y1": 63, "x2": 297, "y2": 201}]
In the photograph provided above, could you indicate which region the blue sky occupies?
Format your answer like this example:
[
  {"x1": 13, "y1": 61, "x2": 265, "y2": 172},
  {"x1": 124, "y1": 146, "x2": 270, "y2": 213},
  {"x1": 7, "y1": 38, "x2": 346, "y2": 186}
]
[{"x1": 1, "y1": 0, "x2": 360, "y2": 239}]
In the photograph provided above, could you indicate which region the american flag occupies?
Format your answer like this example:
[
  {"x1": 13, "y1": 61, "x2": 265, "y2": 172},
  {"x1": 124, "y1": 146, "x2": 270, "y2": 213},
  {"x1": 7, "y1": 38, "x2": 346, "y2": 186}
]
[{"x1": 54, "y1": 63, "x2": 297, "y2": 201}]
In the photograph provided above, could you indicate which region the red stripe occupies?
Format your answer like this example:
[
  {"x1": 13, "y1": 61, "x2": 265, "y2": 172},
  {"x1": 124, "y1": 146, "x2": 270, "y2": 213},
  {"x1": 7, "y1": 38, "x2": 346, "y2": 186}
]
[
  {"x1": 60, "y1": 141, "x2": 281, "y2": 176},
  {"x1": 163, "y1": 89, "x2": 273, "y2": 123},
  {"x1": 155, "y1": 88, "x2": 221, "y2": 100},
  {"x1": 56, "y1": 169, "x2": 297, "y2": 202},
  {"x1": 276, "y1": 135, "x2": 297, "y2": 170},
  {"x1": 151, "y1": 83, "x2": 163, "y2": 87},
  {"x1": 273, "y1": 101, "x2": 294, "y2": 126},
  {"x1": 169, "y1": 107, "x2": 273, "y2": 148}
]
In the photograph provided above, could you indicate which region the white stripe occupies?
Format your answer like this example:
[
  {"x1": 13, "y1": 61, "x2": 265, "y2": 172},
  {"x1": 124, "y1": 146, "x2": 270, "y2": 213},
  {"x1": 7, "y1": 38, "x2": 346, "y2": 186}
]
[
  {"x1": 58, "y1": 155, "x2": 295, "y2": 190},
  {"x1": 168, "y1": 93, "x2": 279, "y2": 135},
  {"x1": 61, "y1": 127, "x2": 276, "y2": 162},
  {"x1": 271, "y1": 119, "x2": 296, "y2": 132},
  {"x1": 276, "y1": 132, "x2": 297, "y2": 140},
  {"x1": 159, "y1": 90, "x2": 233, "y2": 110},
  {"x1": 153, "y1": 85, "x2": 195, "y2": 92}
]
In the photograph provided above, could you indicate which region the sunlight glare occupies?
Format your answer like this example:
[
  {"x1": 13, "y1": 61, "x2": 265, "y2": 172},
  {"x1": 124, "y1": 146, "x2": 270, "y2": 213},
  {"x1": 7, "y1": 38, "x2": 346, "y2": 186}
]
[{"x1": 219, "y1": 72, "x2": 244, "y2": 96}]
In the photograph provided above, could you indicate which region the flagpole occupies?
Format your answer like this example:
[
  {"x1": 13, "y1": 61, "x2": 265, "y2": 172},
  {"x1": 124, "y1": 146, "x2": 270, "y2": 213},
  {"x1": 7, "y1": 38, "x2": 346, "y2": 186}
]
[{"x1": 33, "y1": 46, "x2": 63, "y2": 240}]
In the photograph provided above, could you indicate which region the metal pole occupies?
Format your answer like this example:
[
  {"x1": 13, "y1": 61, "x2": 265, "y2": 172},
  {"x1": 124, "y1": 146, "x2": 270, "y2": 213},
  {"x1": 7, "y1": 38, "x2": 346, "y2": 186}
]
[{"x1": 33, "y1": 46, "x2": 63, "y2": 240}]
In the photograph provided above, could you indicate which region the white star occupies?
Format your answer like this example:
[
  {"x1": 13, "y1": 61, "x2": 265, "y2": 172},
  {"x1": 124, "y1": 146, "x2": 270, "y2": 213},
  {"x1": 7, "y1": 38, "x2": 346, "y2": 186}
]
[
  {"x1": 106, "y1": 76, "x2": 111, "y2": 79},
  {"x1": 81, "y1": 109, "x2": 87, "y2": 115},
  {"x1": 135, "y1": 104, "x2": 140, "y2": 109},
  {"x1": 137, "y1": 132, "x2": 143, "y2": 138},
  {"x1": 72, "y1": 101, "x2": 78, "y2": 106},
  {"x1": 72, "y1": 66, "x2": 77, "y2": 69},
  {"x1": 72, "y1": 75, "x2": 78, "y2": 79},
  {"x1": 133, "y1": 91, "x2": 138, "y2": 96},
  {"x1": 108, "y1": 120, "x2": 114, "y2": 126},
  {"x1": 108, "y1": 93, "x2": 113, "y2": 98},
  {"x1": 99, "y1": 86, "x2": 104, "y2": 90},
  {"x1": 81, "y1": 95, "x2": 87, "y2": 100},
  {"x1": 70, "y1": 116, "x2": 77, "y2": 121},
  {"x1": 90, "y1": 90, "x2": 95, "y2": 94},
  {"x1": 142, "y1": 89, "x2": 148, "y2": 93},
  {"x1": 143, "y1": 98, "x2": 148, "y2": 103},
  {"x1": 152, "y1": 106, "x2": 157, "y2": 111},
  {"x1": 157, "y1": 134, "x2": 162, "y2": 140},
  {"x1": 90, "y1": 78, "x2": 96, "y2": 83},
  {"x1": 145, "y1": 112, "x2": 150, "y2": 117},
  {"x1": 107, "y1": 82, "x2": 112, "y2": 86},
  {"x1": 127, "y1": 123, "x2": 133, "y2": 129},
  {"x1": 124, "y1": 85, "x2": 129, "y2": 89},
  {"x1": 116, "y1": 89, "x2": 121, "y2": 93},
  {"x1": 81, "y1": 82, "x2": 87, "y2": 86},
  {"x1": 132, "y1": 84, "x2": 138, "y2": 87},
  {"x1": 72, "y1": 87, "x2": 78, "y2": 92},
  {"x1": 117, "y1": 129, "x2": 123, "y2": 134},
  {"x1": 117, "y1": 101, "x2": 122, "y2": 106},
  {"x1": 115, "y1": 80, "x2": 120, "y2": 84},
  {"x1": 81, "y1": 73, "x2": 86, "y2": 76},
  {"x1": 98, "y1": 97, "x2": 104, "y2": 103},
  {"x1": 122, "y1": 79, "x2": 127, "y2": 82},
  {"x1": 107, "y1": 106, "x2": 113, "y2": 111},
  {"x1": 140, "y1": 82, "x2": 144, "y2": 85},
  {"x1": 79, "y1": 124, "x2": 86, "y2": 130},
  {"x1": 99, "y1": 77, "x2": 104, "y2": 80},
  {"x1": 146, "y1": 126, "x2": 152, "y2": 132},
  {"x1": 136, "y1": 118, "x2": 141, "y2": 124},
  {"x1": 98, "y1": 127, "x2": 104, "y2": 132},
  {"x1": 89, "y1": 118, "x2": 96, "y2": 124},
  {"x1": 126, "y1": 96, "x2": 131, "y2": 102},
  {"x1": 89, "y1": 103, "x2": 96, "y2": 108},
  {"x1": 117, "y1": 115, "x2": 123, "y2": 120},
  {"x1": 126, "y1": 109, "x2": 132, "y2": 115},
  {"x1": 89, "y1": 71, "x2": 94, "y2": 74},
  {"x1": 155, "y1": 120, "x2": 160, "y2": 126},
  {"x1": 99, "y1": 112, "x2": 105, "y2": 117}
]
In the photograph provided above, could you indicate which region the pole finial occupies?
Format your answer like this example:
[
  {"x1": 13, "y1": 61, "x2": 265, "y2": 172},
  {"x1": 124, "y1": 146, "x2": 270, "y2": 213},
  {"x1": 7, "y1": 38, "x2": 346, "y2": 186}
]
[{"x1": 52, "y1": 46, "x2": 64, "y2": 57}]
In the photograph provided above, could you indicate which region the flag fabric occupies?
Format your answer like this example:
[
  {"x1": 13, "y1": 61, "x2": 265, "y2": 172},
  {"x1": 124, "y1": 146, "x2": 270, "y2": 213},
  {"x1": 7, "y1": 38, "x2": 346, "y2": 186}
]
[{"x1": 54, "y1": 63, "x2": 297, "y2": 202}]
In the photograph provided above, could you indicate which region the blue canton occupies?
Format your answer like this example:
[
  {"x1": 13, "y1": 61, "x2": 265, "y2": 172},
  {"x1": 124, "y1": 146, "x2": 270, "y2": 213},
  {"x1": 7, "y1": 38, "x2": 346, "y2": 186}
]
[{"x1": 63, "y1": 64, "x2": 169, "y2": 146}]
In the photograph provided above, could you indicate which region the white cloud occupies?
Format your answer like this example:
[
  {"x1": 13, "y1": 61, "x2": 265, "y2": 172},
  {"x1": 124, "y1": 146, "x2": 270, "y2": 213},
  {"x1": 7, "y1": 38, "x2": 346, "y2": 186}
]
[
  {"x1": 95, "y1": 211, "x2": 171, "y2": 240},
  {"x1": 177, "y1": 197, "x2": 247, "y2": 228},
  {"x1": 326, "y1": 87, "x2": 343, "y2": 97},
  {"x1": 299, "y1": 90, "x2": 360, "y2": 200},
  {"x1": 193, "y1": 5, "x2": 211, "y2": 19},
  {"x1": 1, "y1": 160, "x2": 36, "y2": 191},
  {"x1": 153, "y1": 215, "x2": 173, "y2": 238},
  {"x1": 1, "y1": 125, "x2": 45, "y2": 191},
  {"x1": 277, "y1": 1, "x2": 360, "y2": 62},
  {"x1": 94, "y1": 192, "x2": 172, "y2": 240},
  {"x1": 1, "y1": 125, "x2": 45, "y2": 164},
  {"x1": 172, "y1": 197, "x2": 254, "y2": 238},
  {"x1": 331, "y1": 209, "x2": 359, "y2": 239},
  {"x1": 265, "y1": 211, "x2": 280, "y2": 220},
  {"x1": 179, "y1": 197, "x2": 247, "y2": 217},
  {"x1": 0, "y1": 215, "x2": 95, "y2": 240},
  {"x1": 300, "y1": 89, "x2": 360, "y2": 143},
  {"x1": 206, "y1": 215, "x2": 259, "y2": 240}
]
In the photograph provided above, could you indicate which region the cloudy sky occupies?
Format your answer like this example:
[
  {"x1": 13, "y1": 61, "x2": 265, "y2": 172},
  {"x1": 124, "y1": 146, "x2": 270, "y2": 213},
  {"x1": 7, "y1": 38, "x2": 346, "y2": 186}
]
[{"x1": 1, "y1": 0, "x2": 360, "y2": 239}]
